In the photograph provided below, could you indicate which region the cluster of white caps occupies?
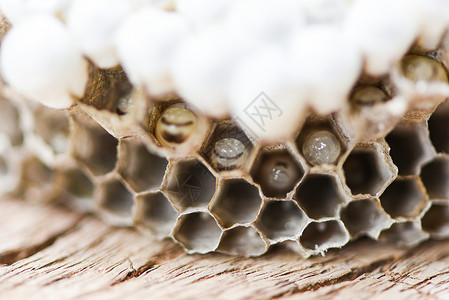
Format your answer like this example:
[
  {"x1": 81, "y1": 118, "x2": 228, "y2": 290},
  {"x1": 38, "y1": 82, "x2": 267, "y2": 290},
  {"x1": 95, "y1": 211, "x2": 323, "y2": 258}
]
[{"x1": 1, "y1": 0, "x2": 449, "y2": 142}]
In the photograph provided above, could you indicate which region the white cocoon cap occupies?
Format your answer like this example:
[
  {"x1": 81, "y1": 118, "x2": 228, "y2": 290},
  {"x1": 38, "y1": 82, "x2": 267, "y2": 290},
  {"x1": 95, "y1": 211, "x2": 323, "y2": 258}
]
[
  {"x1": 345, "y1": 0, "x2": 420, "y2": 76},
  {"x1": 67, "y1": 0, "x2": 138, "y2": 69},
  {"x1": 411, "y1": 0, "x2": 449, "y2": 50},
  {"x1": 174, "y1": 0, "x2": 238, "y2": 27},
  {"x1": 229, "y1": 47, "x2": 307, "y2": 143},
  {"x1": 171, "y1": 27, "x2": 252, "y2": 118},
  {"x1": 0, "y1": 0, "x2": 70, "y2": 24},
  {"x1": 225, "y1": 0, "x2": 305, "y2": 45},
  {"x1": 116, "y1": 8, "x2": 191, "y2": 95},
  {"x1": 0, "y1": 15, "x2": 88, "y2": 109},
  {"x1": 290, "y1": 26, "x2": 362, "y2": 115}
]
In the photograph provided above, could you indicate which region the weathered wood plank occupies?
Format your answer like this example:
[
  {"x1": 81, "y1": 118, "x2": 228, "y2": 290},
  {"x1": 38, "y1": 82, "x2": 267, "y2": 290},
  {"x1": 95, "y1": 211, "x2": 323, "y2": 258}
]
[{"x1": 1, "y1": 197, "x2": 449, "y2": 299}]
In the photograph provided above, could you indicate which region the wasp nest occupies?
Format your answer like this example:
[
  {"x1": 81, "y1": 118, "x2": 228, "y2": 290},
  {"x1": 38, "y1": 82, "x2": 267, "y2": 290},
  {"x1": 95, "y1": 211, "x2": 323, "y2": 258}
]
[{"x1": 1, "y1": 0, "x2": 449, "y2": 257}]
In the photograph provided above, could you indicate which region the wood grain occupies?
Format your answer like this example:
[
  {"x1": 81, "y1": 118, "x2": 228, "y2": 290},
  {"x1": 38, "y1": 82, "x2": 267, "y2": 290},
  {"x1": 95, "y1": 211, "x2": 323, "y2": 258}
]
[{"x1": 1, "y1": 197, "x2": 449, "y2": 299}]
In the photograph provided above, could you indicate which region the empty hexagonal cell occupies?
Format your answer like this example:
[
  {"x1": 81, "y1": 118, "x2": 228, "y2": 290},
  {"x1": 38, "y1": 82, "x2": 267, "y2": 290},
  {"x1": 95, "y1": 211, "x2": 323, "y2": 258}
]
[
  {"x1": 71, "y1": 113, "x2": 118, "y2": 176},
  {"x1": 343, "y1": 144, "x2": 395, "y2": 196},
  {"x1": 300, "y1": 220, "x2": 349, "y2": 252},
  {"x1": 296, "y1": 117, "x2": 346, "y2": 166},
  {"x1": 421, "y1": 203, "x2": 449, "y2": 238},
  {"x1": 385, "y1": 121, "x2": 434, "y2": 176},
  {"x1": 200, "y1": 122, "x2": 254, "y2": 172},
  {"x1": 217, "y1": 226, "x2": 268, "y2": 257},
  {"x1": 55, "y1": 167, "x2": 95, "y2": 212},
  {"x1": 428, "y1": 100, "x2": 449, "y2": 154},
  {"x1": 420, "y1": 157, "x2": 449, "y2": 200},
  {"x1": 97, "y1": 178, "x2": 134, "y2": 226},
  {"x1": 172, "y1": 211, "x2": 222, "y2": 254},
  {"x1": 118, "y1": 137, "x2": 168, "y2": 193},
  {"x1": 256, "y1": 200, "x2": 307, "y2": 242},
  {"x1": 294, "y1": 174, "x2": 346, "y2": 220},
  {"x1": 340, "y1": 199, "x2": 391, "y2": 238},
  {"x1": 210, "y1": 178, "x2": 262, "y2": 228},
  {"x1": 20, "y1": 156, "x2": 55, "y2": 203},
  {"x1": 32, "y1": 105, "x2": 70, "y2": 154},
  {"x1": 380, "y1": 178, "x2": 428, "y2": 219},
  {"x1": 379, "y1": 221, "x2": 428, "y2": 247},
  {"x1": 251, "y1": 148, "x2": 304, "y2": 198},
  {"x1": 0, "y1": 97, "x2": 23, "y2": 146},
  {"x1": 80, "y1": 65, "x2": 133, "y2": 112},
  {"x1": 134, "y1": 191, "x2": 178, "y2": 238},
  {"x1": 164, "y1": 159, "x2": 216, "y2": 211}
]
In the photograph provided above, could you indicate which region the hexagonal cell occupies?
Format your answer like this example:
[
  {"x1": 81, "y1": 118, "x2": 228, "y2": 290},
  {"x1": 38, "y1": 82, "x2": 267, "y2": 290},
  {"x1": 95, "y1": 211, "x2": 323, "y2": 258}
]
[
  {"x1": 0, "y1": 97, "x2": 23, "y2": 146},
  {"x1": 251, "y1": 148, "x2": 304, "y2": 198},
  {"x1": 428, "y1": 100, "x2": 449, "y2": 154},
  {"x1": 32, "y1": 105, "x2": 70, "y2": 154},
  {"x1": 164, "y1": 159, "x2": 216, "y2": 211},
  {"x1": 20, "y1": 156, "x2": 55, "y2": 203},
  {"x1": 118, "y1": 137, "x2": 168, "y2": 193},
  {"x1": 200, "y1": 122, "x2": 254, "y2": 172},
  {"x1": 340, "y1": 199, "x2": 392, "y2": 238},
  {"x1": 172, "y1": 211, "x2": 222, "y2": 254},
  {"x1": 421, "y1": 203, "x2": 449, "y2": 238},
  {"x1": 420, "y1": 157, "x2": 449, "y2": 200},
  {"x1": 217, "y1": 226, "x2": 268, "y2": 257},
  {"x1": 294, "y1": 174, "x2": 346, "y2": 220},
  {"x1": 134, "y1": 191, "x2": 178, "y2": 238},
  {"x1": 210, "y1": 178, "x2": 262, "y2": 228},
  {"x1": 0, "y1": 154, "x2": 7, "y2": 176},
  {"x1": 71, "y1": 113, "x2": 118, "y2": 176},
  {"x1": 296, "y1": 117, "x2": 347, "y2": 166},
  {"x1": 343, "y1": 144, "x2": 395, "y2": 196},
  {"x1": 300, "y1": 220, "x2": 349, "y2": 252},
  {"x1": 97, "y1": 178, "x2": 134, "y2": 226},
  {"x1": 385, "y1": 121, "x2": 434, "y2": 176},
  {"x1": 380, "y1": 178, "x2": 428, "y2": 219},
  {"x1": 55, "y1": 167, "x2": 95, "y2": 212},
  {"x1": 255, "y1": 200, "x2": 307, "y2": 242},
  {"x1": 379, "y1": 221, "x2": 428, "y2": 247},
  {"x1": 80, "y1": 65, "x2": 133, "y2": 112}
]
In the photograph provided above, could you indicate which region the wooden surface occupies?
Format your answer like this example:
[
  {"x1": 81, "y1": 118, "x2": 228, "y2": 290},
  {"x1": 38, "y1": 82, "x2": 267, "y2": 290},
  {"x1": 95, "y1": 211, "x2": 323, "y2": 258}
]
[{"x1": 1, "y1": 197, "x2": 449, "y2": 299}]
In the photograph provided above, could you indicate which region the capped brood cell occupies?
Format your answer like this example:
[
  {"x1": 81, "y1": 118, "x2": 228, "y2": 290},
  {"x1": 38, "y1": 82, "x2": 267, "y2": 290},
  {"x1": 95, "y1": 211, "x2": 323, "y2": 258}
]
[
  {"x1": 340, "y1": 198, "x2": 392, "y2": 239},
  {"x1": 294, "y1": 173, "x2": 347, "y2": 220},
  {"x1": 172, "y1": 211, "x2": 222, "y2": 254},
  {"x1": 299, "y1": 220, "x2": 349, "y2": 253},
  {"x1": 209, "y1": 178, "x2": 262, "y2": 228},
  {"x1": 255, "y1": 200, "x2": 308, "y2": 242},
  {"x1": 250, "y1": 146, "x2": 304, "y2": 198},
  {"x1": 117, "y1": 137, "x2": 168, "y2": 193},
  {"x1": 96, "y1": 176, "x2": 135, "y2": 226},
  {"x1": 385, "y1": 121, "x2": 435, "y2": 176},
  {"x1": 70, "y1": 112, "x2": 118, "y2": 177},
  {"x1": 380, "y1": 177, "x2": 428, "y2": 219},
  {"x1": 217, "y1": 225, "x2": 268, "y2": 257},
  {"x1": 342, "y1": 143, "x2": 396, "y2": 197},
  {"x1": 134, "y1": 191, "x2": 178, "y2": 239},
  {"x1": 163, "y1": 158, "x2": 216, "y2": 211}
]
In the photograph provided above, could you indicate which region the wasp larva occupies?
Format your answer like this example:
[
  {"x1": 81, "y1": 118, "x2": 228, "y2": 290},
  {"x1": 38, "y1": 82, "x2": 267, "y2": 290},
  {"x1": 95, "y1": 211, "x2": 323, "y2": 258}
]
[
  {"x1": 211, "y1": 137, "x2": 247, "y2": 170},
  {"x1": 155, "y1": 104, "x2": 197, "y2": 147},
  {"x1": 402, "y1": 55, "x2": 449, "y2": 83},
  {"x1": 351, "y1": 85, "x2": 388, "y2": 108},
  {"x1": 302, "y1": 130, "x2": 341, "y2": 165},
  {"x1": 258, "y1": 152, "x2": 301, "y2": 197},
  {"x1": 116, "y1": 97, "x2": 134, "y2": 115}
]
